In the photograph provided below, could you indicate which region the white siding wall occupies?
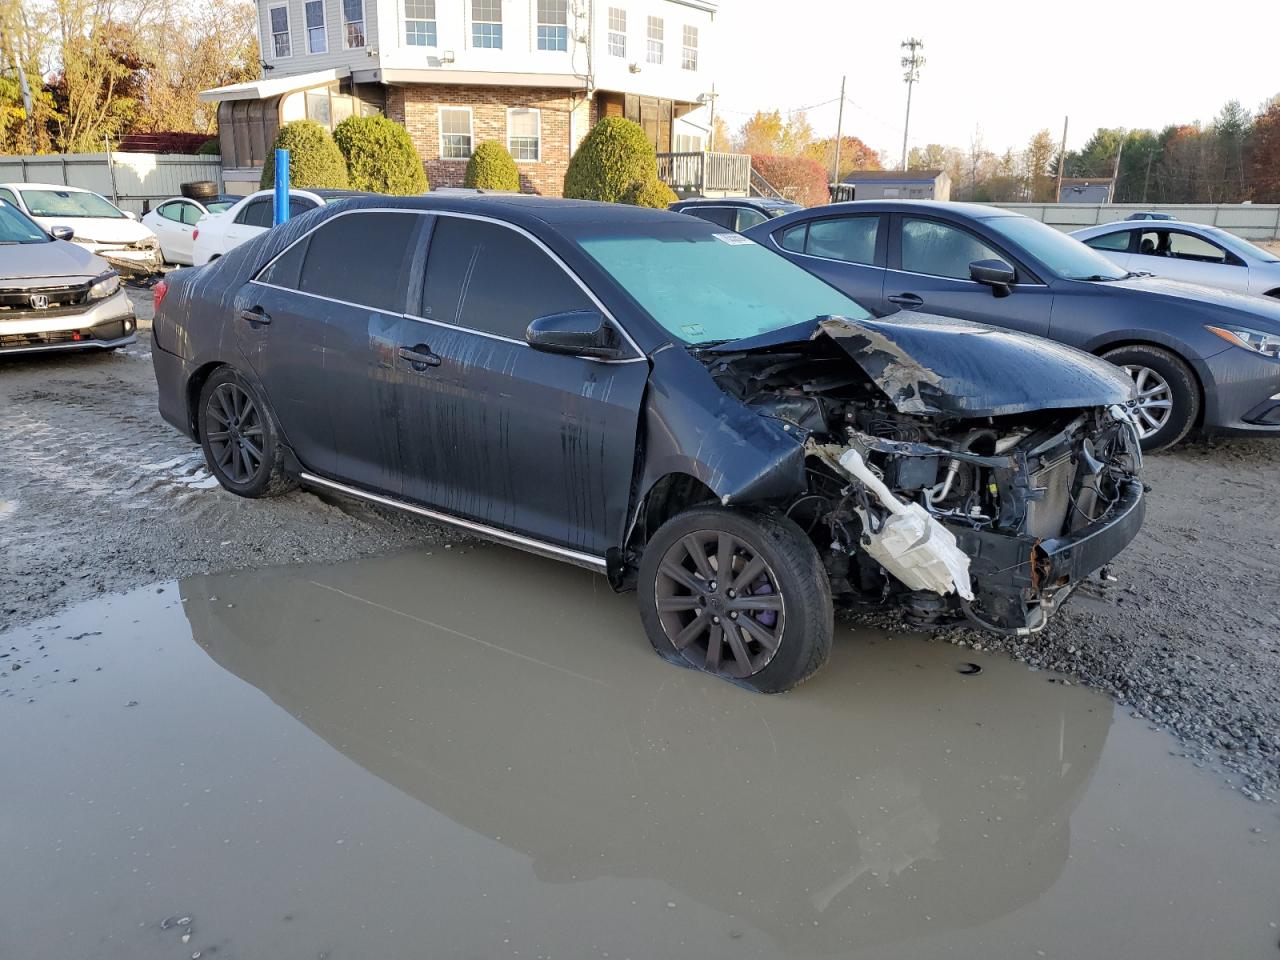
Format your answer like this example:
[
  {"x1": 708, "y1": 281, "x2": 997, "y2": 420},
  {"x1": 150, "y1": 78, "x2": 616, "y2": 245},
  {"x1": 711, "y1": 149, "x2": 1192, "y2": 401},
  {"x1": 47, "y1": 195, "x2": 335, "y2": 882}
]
[
  {"x1": 260, "y1": 0, "x2": 381, "y2": 74},
  {"x1": 591, "y1": 0, "x2": 713, "y2": 103}
]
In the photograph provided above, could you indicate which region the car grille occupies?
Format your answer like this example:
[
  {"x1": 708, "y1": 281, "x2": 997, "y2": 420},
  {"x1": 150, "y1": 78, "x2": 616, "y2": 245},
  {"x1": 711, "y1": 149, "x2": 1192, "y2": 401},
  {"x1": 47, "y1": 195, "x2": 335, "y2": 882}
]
[
  {"x1": 0, "y1": 281, "x2": 93, "y2": 318},
  {"x1": 0, "y1": 318, "x2": 126, "y2": 351}
]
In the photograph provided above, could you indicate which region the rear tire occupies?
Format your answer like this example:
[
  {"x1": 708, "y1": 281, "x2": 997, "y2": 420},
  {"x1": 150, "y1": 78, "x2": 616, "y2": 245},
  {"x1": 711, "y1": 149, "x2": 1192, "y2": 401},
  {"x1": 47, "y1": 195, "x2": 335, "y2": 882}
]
[
  {"x1": 1101, "y1": 344, "x2": 1199, "y2": 452},
  {"x1": 638, "y1": 506, "x2": 833, "y2": 693},
  {"x1": 180, "y1": 180, "x2": 219, "y2": 200},
  {"x1": 197, "y1": 366, "x2": 297, "y2": 498}
]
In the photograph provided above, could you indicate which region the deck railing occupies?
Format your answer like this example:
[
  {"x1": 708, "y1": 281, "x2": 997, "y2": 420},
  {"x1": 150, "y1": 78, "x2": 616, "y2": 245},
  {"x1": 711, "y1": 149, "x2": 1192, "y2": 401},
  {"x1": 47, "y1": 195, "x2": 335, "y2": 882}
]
[{"x1": 656, "y1": 151, "x2": 752, "y2": 195}]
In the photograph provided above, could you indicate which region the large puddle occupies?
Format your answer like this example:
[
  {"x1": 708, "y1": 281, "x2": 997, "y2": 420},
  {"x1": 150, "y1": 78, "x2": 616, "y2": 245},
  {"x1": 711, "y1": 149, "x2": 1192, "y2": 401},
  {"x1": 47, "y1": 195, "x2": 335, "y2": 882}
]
[{"x1": 1, "y1": 547, "x2": 1276, "y2": 959}]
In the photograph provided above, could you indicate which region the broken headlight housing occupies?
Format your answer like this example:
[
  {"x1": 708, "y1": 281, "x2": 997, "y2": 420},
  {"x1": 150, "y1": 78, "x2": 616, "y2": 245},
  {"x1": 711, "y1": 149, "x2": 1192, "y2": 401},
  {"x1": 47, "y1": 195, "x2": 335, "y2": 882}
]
[
  {"x1": 1206, "y1": 324, "x2": 1280, "y2": 359},
  {"x1": 88, "y1": 271, "x2": 121, "y2": 301}
]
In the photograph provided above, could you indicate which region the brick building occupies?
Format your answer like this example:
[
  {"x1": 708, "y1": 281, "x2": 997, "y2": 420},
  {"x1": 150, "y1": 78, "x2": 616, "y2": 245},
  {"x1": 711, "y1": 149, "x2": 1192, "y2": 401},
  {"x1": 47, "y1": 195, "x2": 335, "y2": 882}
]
[{"x1": 201, "y1": 0, "x2": 718, "y2": 197}]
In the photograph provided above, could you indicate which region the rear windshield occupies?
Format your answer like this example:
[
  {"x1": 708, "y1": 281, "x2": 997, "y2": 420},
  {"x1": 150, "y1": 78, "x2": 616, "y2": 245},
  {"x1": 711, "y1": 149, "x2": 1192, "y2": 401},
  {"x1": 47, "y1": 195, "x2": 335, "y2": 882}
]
[
  {"x1": 1206, "y1": 227, "x2": 1280, "y2": 264},
  {"x1": 0, "y1": 201, "x2": 51, "y2": 244},
  {"x1": 20, "y1": 189, "x2": 126, "y2": 219},
  {"x1": 573, "y1": 222, "x2": 870, "y2": 345},
  {"x1": 205, "y1": 200, "x2": 237, "y2": 214}
]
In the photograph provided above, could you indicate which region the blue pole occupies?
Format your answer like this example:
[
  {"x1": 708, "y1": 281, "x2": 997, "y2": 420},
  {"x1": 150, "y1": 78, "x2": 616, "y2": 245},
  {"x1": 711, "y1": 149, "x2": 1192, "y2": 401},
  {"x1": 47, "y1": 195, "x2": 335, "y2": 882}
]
[{"x1": 273, "y1": 148, "x2": 290, "y2": 226}]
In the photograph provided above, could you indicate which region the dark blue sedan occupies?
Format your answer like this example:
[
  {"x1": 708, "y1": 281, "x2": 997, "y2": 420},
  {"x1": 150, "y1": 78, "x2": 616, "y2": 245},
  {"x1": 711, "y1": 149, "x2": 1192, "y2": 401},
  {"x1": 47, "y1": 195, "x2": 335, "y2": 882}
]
[{"x1": 745, "y1": 200, "x2": 1280, "y2": 450}]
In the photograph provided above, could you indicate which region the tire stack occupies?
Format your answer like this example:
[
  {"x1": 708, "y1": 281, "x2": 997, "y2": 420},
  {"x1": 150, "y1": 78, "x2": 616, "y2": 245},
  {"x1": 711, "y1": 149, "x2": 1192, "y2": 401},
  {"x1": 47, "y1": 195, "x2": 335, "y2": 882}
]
[{"x1": 180, "y1": 181, "x2": 220, "y2": 201}]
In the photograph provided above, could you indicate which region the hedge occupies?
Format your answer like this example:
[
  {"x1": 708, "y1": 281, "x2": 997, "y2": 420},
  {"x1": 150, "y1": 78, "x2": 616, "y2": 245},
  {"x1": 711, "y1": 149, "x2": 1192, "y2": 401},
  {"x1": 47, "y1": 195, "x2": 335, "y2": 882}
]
[
  {"x1": 195, "y1": 137, "x2": 220, "y2": 156},
  {"x1": 333, "y1": 114, "x2": 428, "y2": 194},
  {"x1": 464, "y1": 141, "x2": 520, "y2": 191},
  {"x1": 563, "y1": 117, "x2": 657, "y2": 202},
  {"x1": 260, "y1": 120, "x2": 350, "y2": 190},
  {"x1": 622, "y1": 177, "x2": 678, "y2": 209},
  {"x1": 750, "y1": 154, "x2": 828, "y2": 208}
]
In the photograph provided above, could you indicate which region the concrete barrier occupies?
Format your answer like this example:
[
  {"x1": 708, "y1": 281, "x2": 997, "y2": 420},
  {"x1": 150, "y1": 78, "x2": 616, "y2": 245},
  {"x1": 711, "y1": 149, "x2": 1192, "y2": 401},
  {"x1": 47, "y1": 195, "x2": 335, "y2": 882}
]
[{"x1": 994, "y1": 203, "x2": 1280, "y2": 241}]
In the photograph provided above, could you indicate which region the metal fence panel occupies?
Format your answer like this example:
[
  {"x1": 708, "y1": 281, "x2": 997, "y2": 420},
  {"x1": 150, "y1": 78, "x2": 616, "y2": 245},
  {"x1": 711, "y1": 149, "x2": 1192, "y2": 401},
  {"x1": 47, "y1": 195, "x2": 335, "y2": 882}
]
[
  {"x1": 996, "y1": 203, "x2": 1280, "y2": 240},
  {"x1": 0, "y1": 153, "x2": 225, "y2": 215}
]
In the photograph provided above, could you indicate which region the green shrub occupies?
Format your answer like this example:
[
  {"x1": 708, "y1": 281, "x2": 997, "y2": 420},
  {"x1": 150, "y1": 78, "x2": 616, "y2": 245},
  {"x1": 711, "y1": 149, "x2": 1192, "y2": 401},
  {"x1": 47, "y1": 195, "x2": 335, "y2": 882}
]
[
  {"x1": 333, "y1": 114, "x2": 428, "y2": 194},
  {"x1": 195, "y1": 137, "x2": 221, "y2": 156},
  {"x1": 463, "y1": 140, "x2": 520, "y2": 191},
  {"x1": 259, "y1": 120, "x2": 350, "y2": 190},
  {"x1": 563, "y1": 117, "x2": 657, "y2": 202},
  {"x1": 622, "y1": 177, "x2": 678, "y2": 209}
]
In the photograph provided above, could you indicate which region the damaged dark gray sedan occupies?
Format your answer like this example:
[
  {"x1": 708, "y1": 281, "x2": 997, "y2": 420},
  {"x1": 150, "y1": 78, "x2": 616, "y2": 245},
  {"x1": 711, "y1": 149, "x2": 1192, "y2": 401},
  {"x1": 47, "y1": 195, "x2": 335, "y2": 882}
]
[{"x1": 151, "y1": 196, "x2": 1145, "y2": 692}]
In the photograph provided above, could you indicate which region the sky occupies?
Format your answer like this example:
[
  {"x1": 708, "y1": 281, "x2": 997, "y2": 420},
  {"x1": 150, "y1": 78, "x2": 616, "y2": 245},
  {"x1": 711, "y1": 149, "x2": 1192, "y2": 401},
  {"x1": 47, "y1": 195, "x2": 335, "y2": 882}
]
[{"x1": 711, "y1": 0, "x2": 1280, "y2": 161}]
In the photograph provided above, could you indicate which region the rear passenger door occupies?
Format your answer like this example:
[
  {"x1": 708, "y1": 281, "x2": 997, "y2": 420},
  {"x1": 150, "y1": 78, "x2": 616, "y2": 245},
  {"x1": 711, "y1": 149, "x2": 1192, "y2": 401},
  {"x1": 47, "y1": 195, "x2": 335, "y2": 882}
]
[
  {"x1": 243, "y1": 210, "x2": 423, "y2": 491},
  {"x1": 391, "y1": 215, "x2": 649, "y2": 558},
  {"x1": 770, "y1": 213, "x2": 887, "y2": 313}
]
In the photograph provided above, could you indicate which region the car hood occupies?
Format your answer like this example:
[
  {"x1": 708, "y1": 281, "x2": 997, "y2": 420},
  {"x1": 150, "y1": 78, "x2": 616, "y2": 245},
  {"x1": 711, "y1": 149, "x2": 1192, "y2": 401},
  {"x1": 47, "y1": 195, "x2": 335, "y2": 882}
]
[
  {"x1": 1108, "y1": 275, "x2": 1280, "y2": 325},
  {"x1": 703, "y1": 313, "x2": 1133, "y2": 418},
  {"x1": 30, "y1": 215, "x2": 155, "y2": 245},
  {"x1": 0, "y1": 239, "x2": 108, "y2": 284}
]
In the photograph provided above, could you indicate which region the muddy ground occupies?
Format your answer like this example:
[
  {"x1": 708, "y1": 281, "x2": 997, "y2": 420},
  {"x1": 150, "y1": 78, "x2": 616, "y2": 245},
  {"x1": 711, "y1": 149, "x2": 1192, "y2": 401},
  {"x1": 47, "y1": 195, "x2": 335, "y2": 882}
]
[{"x1": 1, "y1": 287, "x2": 1278, "y2": 801}]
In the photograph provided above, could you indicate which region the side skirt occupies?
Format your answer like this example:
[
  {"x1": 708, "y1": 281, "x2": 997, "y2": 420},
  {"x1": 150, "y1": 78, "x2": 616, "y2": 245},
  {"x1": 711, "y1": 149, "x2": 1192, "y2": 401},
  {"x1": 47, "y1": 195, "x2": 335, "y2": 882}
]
[{"x1": 298, "y1": 472, "x2": 608, "y2": 573}]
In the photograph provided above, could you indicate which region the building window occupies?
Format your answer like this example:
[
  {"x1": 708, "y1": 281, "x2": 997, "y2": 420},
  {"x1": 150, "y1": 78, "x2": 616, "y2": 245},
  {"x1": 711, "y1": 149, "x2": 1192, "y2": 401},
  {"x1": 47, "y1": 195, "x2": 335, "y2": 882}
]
[
  {"x1": 343, "y1": 0, "x2": 366, "y2": 47},
  {"x1": 508, "y1": 108, "x2": 541, "y2": 161},
  {"x1": 536, "y1": 0, "x2": 568, "y2": 51},
  {"x1": 646, "y1": 16, "x2": 662, "y2": 64},
  {"x1": 269, "y1": 4, "x2": 291, "y2": 58},
  {"x1": 607, "y1": 7, "x2": 625, "y2": 57},
  {"x1": 472, "y1": 0, "x2": 502, "y2": 48},
  {"x1": 681, "y1": 24, "x2": 697, "y2": 70},
  {"x1": 304, "y1": 0, "x2": 327, "y2": 53},
  {"x1": 674, "y1": 133, "x2": 702, "y2": 153},
  {"x1": 405, "y1": 0, "x2": 437, "y2": 45},
  {"x1": 440, "y1": 107, "x2": 474, "y2": 159}
]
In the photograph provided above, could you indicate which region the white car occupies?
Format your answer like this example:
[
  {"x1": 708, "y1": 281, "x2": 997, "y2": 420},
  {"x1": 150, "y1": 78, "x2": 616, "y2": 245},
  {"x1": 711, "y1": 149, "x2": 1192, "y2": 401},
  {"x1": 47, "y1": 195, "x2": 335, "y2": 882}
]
[
  {"x1": 1072, "y1": 220, "x2": 1280, "y2": 299},
  {"x1": 141, "y1": 195, "x2": 240, "y2": 265},
  {"x1": 191, "y1": 188, "x2": 366, "y2": 266},
  {"x1": 0, "y1": 182, "x2": 161, "y2": 276}
]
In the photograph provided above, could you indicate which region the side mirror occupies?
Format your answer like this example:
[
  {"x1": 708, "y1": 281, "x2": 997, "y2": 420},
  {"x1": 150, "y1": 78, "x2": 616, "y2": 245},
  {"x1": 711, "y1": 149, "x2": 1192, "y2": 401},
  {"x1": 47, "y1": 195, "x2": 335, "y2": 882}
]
[
  {"x1": 970, "y1": 258, "x2": 1016, "y2": 298},
  {"x1": 124, "y1": 210, "x2": 138, "y2": 221},
  {"x1": 50, "y1": 225, "x2": 75, "y2": 241},
  {"x1": 526, "y1": 310, "x2": 625, "y2": 360}
]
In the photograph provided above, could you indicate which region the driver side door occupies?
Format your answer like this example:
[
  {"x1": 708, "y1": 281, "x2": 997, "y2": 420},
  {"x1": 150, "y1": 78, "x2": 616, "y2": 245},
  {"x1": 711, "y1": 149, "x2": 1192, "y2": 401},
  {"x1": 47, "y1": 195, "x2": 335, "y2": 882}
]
[{"x1": 881, "y1": 214, "x2": 1054, "y2": 337}]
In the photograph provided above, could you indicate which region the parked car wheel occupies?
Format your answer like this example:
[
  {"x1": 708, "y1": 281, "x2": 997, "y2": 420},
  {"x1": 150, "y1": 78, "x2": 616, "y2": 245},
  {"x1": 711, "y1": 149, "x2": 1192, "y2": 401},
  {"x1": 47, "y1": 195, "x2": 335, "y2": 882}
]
[
  {"x1": 198, "y1": 367, "x2": 297, "y2": 498},
  {"x1": 1101, "y1": 344, "x2": 1200, "y2": 451},
  {"x1": 638, "y1": 506, "x2": 833, "y2": 693}
]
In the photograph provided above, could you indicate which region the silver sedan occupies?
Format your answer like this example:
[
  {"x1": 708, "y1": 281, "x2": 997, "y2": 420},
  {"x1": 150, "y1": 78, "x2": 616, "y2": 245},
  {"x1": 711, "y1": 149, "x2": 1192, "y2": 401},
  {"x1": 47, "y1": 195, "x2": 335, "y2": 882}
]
[{"x1": 1072, "y1": 220, "x2": 1280, "y2": 299}]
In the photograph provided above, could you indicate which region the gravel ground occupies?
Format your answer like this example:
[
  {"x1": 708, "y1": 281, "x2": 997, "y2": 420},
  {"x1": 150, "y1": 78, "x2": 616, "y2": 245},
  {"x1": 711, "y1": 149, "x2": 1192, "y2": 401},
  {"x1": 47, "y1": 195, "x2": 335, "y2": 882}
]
[{"x1": 1, "y1": 286, "x2": 1278, "y2": 800}]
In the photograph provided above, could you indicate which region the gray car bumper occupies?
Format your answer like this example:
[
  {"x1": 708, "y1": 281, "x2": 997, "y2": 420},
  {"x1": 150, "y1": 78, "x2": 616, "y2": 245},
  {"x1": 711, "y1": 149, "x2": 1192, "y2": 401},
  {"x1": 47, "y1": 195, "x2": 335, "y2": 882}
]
[{"x1": 0, "y1": 289, "x2": 137, "y2": 355}]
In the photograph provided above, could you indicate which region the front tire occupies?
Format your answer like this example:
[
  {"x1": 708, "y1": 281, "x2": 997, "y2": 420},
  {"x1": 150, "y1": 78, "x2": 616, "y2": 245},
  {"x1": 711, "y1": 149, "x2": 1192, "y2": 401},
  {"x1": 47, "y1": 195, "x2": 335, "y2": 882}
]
[
  {"x1": 1101, "y1": 344, "x2": 1200, "y2": 452},
  {"x1": 198, "y1": 366, "x2": 297, "y2": 498},
  {"x1": 637, "y1": 506, "x2": 833, "y2": 693}
]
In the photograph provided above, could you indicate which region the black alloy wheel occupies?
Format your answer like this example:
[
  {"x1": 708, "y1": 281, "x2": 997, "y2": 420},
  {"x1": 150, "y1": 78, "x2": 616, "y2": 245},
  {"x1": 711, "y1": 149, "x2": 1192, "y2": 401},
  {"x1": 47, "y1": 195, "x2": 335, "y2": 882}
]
[{"x1": 205, "y1": 380, "x2": 264, "y2": 485}]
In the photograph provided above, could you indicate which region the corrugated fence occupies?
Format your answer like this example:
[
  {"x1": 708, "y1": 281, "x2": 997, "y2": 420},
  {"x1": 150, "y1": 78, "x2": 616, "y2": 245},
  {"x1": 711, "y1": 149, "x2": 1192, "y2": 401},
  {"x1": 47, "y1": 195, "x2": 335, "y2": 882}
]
[
  {"x1": 0, "y1": 153, "x2": 225, "y2": 215},
  {"x1": 995, "y1": 203, "x2": 1280, "y2": 241}
]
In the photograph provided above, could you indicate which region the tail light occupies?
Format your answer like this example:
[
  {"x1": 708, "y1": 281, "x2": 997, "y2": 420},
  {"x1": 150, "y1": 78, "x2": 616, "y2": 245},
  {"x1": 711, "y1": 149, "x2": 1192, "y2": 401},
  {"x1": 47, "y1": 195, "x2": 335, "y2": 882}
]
[
  {"x1": 192, "y1": 227, "x2": 199, "y2": 242},
  {"x1": 153, "y1": 278, "x2": 169, "y2": 311}
]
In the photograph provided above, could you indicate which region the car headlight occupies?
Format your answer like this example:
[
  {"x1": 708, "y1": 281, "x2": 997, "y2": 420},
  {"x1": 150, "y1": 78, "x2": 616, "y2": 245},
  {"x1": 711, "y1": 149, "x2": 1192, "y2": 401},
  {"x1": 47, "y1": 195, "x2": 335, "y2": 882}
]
[
  {"x1": 1206, "y1": 324, "x2": 1280, "y2": 359},
  {"x1": 88, "y1": 271, "x2": 121, "y2": 300}
]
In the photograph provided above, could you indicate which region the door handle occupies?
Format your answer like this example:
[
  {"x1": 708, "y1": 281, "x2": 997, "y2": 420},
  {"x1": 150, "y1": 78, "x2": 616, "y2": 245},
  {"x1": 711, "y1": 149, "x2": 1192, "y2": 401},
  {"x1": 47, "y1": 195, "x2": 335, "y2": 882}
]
[
  {"x1": 239, "y1": 306, "x2": 271, "y2": 325},
  {"x1": 398, "y1": 344, "x2": 442, "y2": 368},
  {"x1": 887, "y1": 293, "x2": 924, "y2": 308}
]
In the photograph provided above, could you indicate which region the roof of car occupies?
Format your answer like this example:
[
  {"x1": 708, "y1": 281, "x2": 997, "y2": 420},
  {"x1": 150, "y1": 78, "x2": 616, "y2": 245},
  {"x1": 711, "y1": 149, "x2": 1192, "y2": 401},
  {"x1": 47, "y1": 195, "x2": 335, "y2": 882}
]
[
  {"x1": 1075, "y1": 219, "x2": 1206, "y2": 234},
  {"x1": 778, "y1": 199, "x2": 1021, "y2": 220},
  {"x1": 0, "y1": 182, "x2": 98, "y2": 192},
  {"x1": 669, "y1": 197, "x2": 800, "y2": 210}
]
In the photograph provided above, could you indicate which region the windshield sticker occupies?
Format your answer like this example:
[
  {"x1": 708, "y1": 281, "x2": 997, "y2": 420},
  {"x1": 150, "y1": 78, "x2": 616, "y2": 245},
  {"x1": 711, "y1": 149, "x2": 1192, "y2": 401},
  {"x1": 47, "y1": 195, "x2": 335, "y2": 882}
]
[
  {"x1": 680, "y1": 323, "x2": 706, "y2": 338},
  {"x1": 713, "y1": 232, "x2": 753, "y2": 246}
]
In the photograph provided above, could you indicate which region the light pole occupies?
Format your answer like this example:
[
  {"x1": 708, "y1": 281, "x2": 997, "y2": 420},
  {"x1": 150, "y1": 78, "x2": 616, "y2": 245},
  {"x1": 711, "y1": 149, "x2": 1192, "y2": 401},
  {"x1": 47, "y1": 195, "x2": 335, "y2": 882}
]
[{"x1": 899, "y1": 37, "x2": 924, "y2": 171}]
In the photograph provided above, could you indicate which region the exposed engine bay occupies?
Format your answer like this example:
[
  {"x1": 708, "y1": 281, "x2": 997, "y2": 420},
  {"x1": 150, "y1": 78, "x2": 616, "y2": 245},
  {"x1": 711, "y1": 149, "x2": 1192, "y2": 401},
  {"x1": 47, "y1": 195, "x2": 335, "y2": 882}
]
[{"x1": 700, "y1": 316, "x2": 1145, "y2": 636}]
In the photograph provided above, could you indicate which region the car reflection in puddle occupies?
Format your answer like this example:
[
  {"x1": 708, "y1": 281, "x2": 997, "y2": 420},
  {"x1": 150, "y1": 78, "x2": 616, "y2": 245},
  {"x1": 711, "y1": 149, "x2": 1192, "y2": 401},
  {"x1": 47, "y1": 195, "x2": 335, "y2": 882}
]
[{"x1": 180, "y1": 546, "x2": 1110, "y2": 955}]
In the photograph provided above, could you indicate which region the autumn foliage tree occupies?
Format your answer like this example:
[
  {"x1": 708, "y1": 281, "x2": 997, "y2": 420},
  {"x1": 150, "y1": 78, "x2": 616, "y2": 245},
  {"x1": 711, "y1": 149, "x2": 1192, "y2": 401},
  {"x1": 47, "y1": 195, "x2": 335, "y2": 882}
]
[{"x1": 1249, "y1": 98, "x2": 1280, "y2": 203}]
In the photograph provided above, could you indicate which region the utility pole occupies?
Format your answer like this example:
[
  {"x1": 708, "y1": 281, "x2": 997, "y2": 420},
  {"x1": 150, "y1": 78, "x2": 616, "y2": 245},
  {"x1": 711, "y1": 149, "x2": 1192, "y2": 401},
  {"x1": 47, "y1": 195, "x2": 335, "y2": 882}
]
[
  {"x1": 832, "y1": 75, "x2": 846, "y2": 184},
  {"x1": 1142, "y1": 148, "x2": 1154, "y2": 203},
  {"x1": 1110, "y1": 136, "x2": 1124, "y2": 203},
  {"x1": 899, "y1": 38, "x2": 924, "y2": 171},
  {"x1": 703, "y1": 84, "x2": 719, "y2": 151},
  {"x1": 1055, "y1": 115, "x2": 1069, "y2": 202}
]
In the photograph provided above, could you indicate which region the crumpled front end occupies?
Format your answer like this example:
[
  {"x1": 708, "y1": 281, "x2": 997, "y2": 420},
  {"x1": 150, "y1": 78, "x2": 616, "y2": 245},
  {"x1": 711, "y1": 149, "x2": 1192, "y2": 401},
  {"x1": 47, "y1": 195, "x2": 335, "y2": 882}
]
[
  {"x1": 700, "y1": 314, "x2": 1145, "y2": 637},
  {"x1": 74, "y1": 237, "x2": 163, "y2": 276}
]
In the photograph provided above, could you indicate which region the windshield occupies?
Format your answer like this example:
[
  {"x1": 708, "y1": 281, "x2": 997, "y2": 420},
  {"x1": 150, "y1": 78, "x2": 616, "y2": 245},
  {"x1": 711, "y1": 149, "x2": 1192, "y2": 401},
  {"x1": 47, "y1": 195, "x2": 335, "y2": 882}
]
[
  {"x1": 20, "y1": 188, "x2": 126, "y2": 219},
  {"x1": 0, "y1": 201, "x2": 52, "y2": 244},
  {"x1": 985, "y1": 216, "x2": 1128, "y2": 281},
  {"x1": 1206, "y1": 227, "x2": 1280, "y2": 264},
  {"x1": 575, "y1": 223, "x2": 870, "y2": 345},
  {"x1": 205, "y1": 200, "x2": 236, "y2": 214}
]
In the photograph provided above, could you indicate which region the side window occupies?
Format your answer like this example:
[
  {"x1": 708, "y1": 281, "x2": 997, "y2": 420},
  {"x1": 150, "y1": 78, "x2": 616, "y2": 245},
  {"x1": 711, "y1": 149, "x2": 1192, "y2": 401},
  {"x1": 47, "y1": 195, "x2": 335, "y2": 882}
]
[
  {"x1": 0, "y1": 187, "x2": 17, "y2": 206},
  {"x1": 290, "y1": 197, "x2": 318, "y2": 217},
  {"x1": 804, "y1": 216, "x2": 879, "y2": 265},
  {"x1": 297, "y1": 212, "x2": 420, "y2": 311},
  {"x1": 259, "y1": 236, "x2": 310, "y2": 289},
  {"x1": 734, "y1": 208, "x2": 769, "y2": 232},
  {"x1": 237, "y1": 199, "x2": 272, "y2": 228},
  {"x1": 421, "y1": 217, "x2": 593, "y2": 340},
  {"x1": 1168, "y1": 231, "x2": 1230, "y2": 264},
  {"x1": 901, "y1": 218, "x2": 1003, "y2": 280},
  {"x1": 157, "y1": 202, "x2": 184, "y2": 222},
  {"x1": 180, "y1": 203, "x2": 204, "y2": 226},
  {"x1": 1085, "y1": 231, "x2": 1132, "y2": 252},
  {"x1": 688, "y1": 207, "x2": 735, "y2": 229},
  {"x1": 777, "y1": 223, "x2": 807, "y2": 253},
  {"x1": 1137, "y1": 231, "x2": 1161, "y2": 255}
]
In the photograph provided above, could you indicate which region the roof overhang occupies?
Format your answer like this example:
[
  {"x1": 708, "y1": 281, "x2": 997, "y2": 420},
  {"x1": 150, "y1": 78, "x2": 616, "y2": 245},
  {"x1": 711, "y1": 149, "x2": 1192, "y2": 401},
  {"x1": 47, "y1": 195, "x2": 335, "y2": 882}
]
[
  {"x1": 199, "y1": 67, "x2": 350, "y2": 103},
  {"x1": 353, "y1": 67, "x2": 584, "y2": 90}
]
